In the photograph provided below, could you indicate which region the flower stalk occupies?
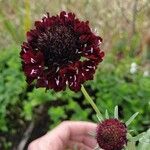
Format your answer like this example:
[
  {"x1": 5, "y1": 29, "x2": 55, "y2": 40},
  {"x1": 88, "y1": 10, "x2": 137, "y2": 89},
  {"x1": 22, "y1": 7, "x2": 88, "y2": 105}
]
[{"x1": 81, "y1": 85, "x2": 102, "y2": 116}]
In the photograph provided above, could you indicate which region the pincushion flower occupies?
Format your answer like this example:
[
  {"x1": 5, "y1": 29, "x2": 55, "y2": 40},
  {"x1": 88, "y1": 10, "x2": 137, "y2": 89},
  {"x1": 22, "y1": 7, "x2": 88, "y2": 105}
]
[
  {"x1": 96, "y1": 118, "x2": 127, "y2": 150},
  {"x1": 20, "y1": 11, "x2": 104, "y2": 92},
  {"x1": 87, "y1": 106, "x2": 139, "y2": 150}
]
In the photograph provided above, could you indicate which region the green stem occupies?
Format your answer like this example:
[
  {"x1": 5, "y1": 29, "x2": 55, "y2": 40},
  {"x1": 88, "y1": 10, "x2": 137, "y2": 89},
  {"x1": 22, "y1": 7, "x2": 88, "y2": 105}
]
[{"x1": 81, "y1": 85, "x2": 101, "y2": 116}]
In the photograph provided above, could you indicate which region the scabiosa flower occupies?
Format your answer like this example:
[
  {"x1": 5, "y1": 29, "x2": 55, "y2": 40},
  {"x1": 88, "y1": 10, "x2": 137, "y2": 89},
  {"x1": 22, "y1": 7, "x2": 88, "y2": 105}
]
[
  {"x1": 96, "y1": 118, "x2": 127, "y2": 150},
  {"x1": 87, "y1": 106, "x2": 139, "y2": 150},
  {"x1": 20, "y1": 11, "x2": 104, "y2": 92}
]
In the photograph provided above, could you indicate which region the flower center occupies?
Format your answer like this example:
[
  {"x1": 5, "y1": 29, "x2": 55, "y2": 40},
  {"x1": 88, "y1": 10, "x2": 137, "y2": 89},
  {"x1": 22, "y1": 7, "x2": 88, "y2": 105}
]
[
  {"x1": 101, "y1": 126, "x2": 119, "y2": 143},
  {"x1": 37, "y1": 25, "x2": 81, "y2": 68}
]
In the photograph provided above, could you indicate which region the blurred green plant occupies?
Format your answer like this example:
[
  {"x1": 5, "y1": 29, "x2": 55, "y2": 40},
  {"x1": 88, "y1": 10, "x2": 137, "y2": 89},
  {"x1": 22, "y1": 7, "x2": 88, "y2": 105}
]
[
  {"x1": 0, "y1": 45, "x2": 26, "y2": 132},
  {"x1": 24, "y1": 0, "x2": 31, "y2": 32},
  {"x1": 90, "y1": 56, "x2": 150, "y2": 132},
  {"x1": 126, "y1": 128, "x2": 150, "y2": 150},
  {"x1": 138, "y1": 128, "x2": 150, "y2": 150},
  {"x1": 0, "y1": 10, "x2": 23, "y2": 44}
]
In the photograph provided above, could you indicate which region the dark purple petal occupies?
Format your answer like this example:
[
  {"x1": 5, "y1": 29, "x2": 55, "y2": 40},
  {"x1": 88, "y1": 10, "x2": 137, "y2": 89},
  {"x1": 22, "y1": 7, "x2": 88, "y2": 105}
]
[
  {"x1": 23, "y1": 64, "x2": 43, "y2": 78},
  {"x1": 36, "y1": 76, "x2": 49, "y2": 88},
  {"x1": 80, "y1": 60, "x2": 97, "y2": 81},
  {"x1": 48, "y1": 73, "x2": 66, "y2": 92},
  {"x1": 60, "y1": 62, "x2": 82, "y2": 92}
]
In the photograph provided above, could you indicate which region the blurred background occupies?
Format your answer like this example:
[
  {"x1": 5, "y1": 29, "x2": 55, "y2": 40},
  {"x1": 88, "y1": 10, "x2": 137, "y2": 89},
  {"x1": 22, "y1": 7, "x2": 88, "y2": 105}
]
[{"x1": 0, "y1": 0, "x2": 150, "y2": 149}]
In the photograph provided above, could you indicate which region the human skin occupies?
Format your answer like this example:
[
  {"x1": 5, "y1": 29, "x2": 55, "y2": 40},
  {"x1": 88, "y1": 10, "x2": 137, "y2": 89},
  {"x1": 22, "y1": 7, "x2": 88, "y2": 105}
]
[{"x1": 28, "y1": 121, "x2": 97, "y2": 150}]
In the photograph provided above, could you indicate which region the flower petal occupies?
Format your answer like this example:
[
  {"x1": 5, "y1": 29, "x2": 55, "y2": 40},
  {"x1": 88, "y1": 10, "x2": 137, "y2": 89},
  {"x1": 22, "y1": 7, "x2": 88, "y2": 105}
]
[
  {"x1": 48, "y1": 73, "x2": 66, "y2": 91},
  {"x1": 23, "y1": 64, "x2": 43, "y2": 78},
  {"x1": 81, "y1": 60, "x2": 97, "y2": 81}
]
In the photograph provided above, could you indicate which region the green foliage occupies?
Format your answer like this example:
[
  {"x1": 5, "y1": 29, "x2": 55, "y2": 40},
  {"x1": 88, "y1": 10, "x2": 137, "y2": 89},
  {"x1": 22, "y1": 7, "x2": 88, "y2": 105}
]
[
  {"x1": 23, "y1": 88, "x2": 54, "y2": 120},
  {"x1": 89, "y1": 56, "x2": 150, "y2": 132},
  {"x1": 0, "y1": 10, "x2": 24, "y2": 44},
  {"x1": 138, "y1": 128, "x2": 150, "y2": 150},
  {"x1": 126, "y1": 128, "x2": 150, "y2": 150},
  {"x1": 0, "y1": 45, "x2": 26, "y2": 132}
]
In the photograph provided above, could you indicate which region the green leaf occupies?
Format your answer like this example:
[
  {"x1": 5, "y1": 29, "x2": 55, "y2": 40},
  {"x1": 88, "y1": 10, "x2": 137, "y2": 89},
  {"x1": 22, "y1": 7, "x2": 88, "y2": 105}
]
[
  {"x1": 126, "y1": 112, "x2": 139, "y2": 126},
  {"x1": 138, "y1": 129, "x2": 150, "y2": 150},
  {"x1": 131, "y1": 133, "x2": 146, "y2": 142},
  {"x1": 139, "y1": 129, "x2": 150, "y2": 144},
  {"x1": 127, "y1": 133, "x2": 133, "y2": 140}
]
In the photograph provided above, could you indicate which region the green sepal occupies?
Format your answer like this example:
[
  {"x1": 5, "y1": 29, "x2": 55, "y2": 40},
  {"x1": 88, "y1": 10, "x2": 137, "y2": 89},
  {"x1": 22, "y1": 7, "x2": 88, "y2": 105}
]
[
  {"x1": 125, "y1": 112, "x2": 139, "y2": 126},
  {"x1": 114, "y1": 105, "x2": 119, "y2": 119},
  {"x1": 105, "y1": 109, "x2": 109, "y2": 119}
]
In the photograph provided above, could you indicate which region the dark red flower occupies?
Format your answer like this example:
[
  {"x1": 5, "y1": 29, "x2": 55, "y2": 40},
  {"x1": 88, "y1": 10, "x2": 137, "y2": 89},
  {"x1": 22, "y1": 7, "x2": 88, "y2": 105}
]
[
  {"x1": 96, "y1": 119, "x2": 127, "y2": 150},
  {"x1": 20, "y1": 11, "x2": 104, "y2": 92}
]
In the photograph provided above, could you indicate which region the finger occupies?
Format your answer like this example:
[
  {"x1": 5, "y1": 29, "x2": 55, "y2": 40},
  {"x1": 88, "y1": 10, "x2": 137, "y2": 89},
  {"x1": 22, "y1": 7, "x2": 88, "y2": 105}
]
[
  {"x1": 45, "y1": 121, "x2": 96, "y2": 143},
  {"x1": 71, "y1": 135, "x2": 97, "y2": 148},
  {"x1": 68, "y1": 121, "x2": 97, "y2": 137},
  {"x1": 34, "y1": 121, "x2": 96, "y2": 150},
  {"x1": 67, "y1": 141, "x2": 92, "y2": 150},
  {"x1": 28, "y1": 138, "x2": 50, "y2": 150}
]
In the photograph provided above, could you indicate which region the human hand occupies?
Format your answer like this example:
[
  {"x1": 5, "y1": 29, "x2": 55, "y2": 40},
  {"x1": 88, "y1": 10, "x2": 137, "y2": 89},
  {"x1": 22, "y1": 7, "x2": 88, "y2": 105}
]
[{"x1": 28, "y1": 121, "x2": 97, "y2": 150}]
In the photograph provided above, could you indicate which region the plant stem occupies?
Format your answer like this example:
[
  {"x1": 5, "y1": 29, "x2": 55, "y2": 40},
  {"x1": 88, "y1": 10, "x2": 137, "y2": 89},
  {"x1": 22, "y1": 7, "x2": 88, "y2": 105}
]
[{"x1": 81, "y1": 85, "x2": 101, "y2": 116}]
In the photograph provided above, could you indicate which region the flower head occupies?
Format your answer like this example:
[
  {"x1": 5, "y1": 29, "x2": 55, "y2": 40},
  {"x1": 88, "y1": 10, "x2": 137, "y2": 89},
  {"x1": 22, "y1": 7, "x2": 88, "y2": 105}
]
[
  {"x1": 96, "y1": 118, "x2": 127, "y2": 150},
  {"x1": 20, "y1": 11, "x2": 104, "y2": 92}
]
